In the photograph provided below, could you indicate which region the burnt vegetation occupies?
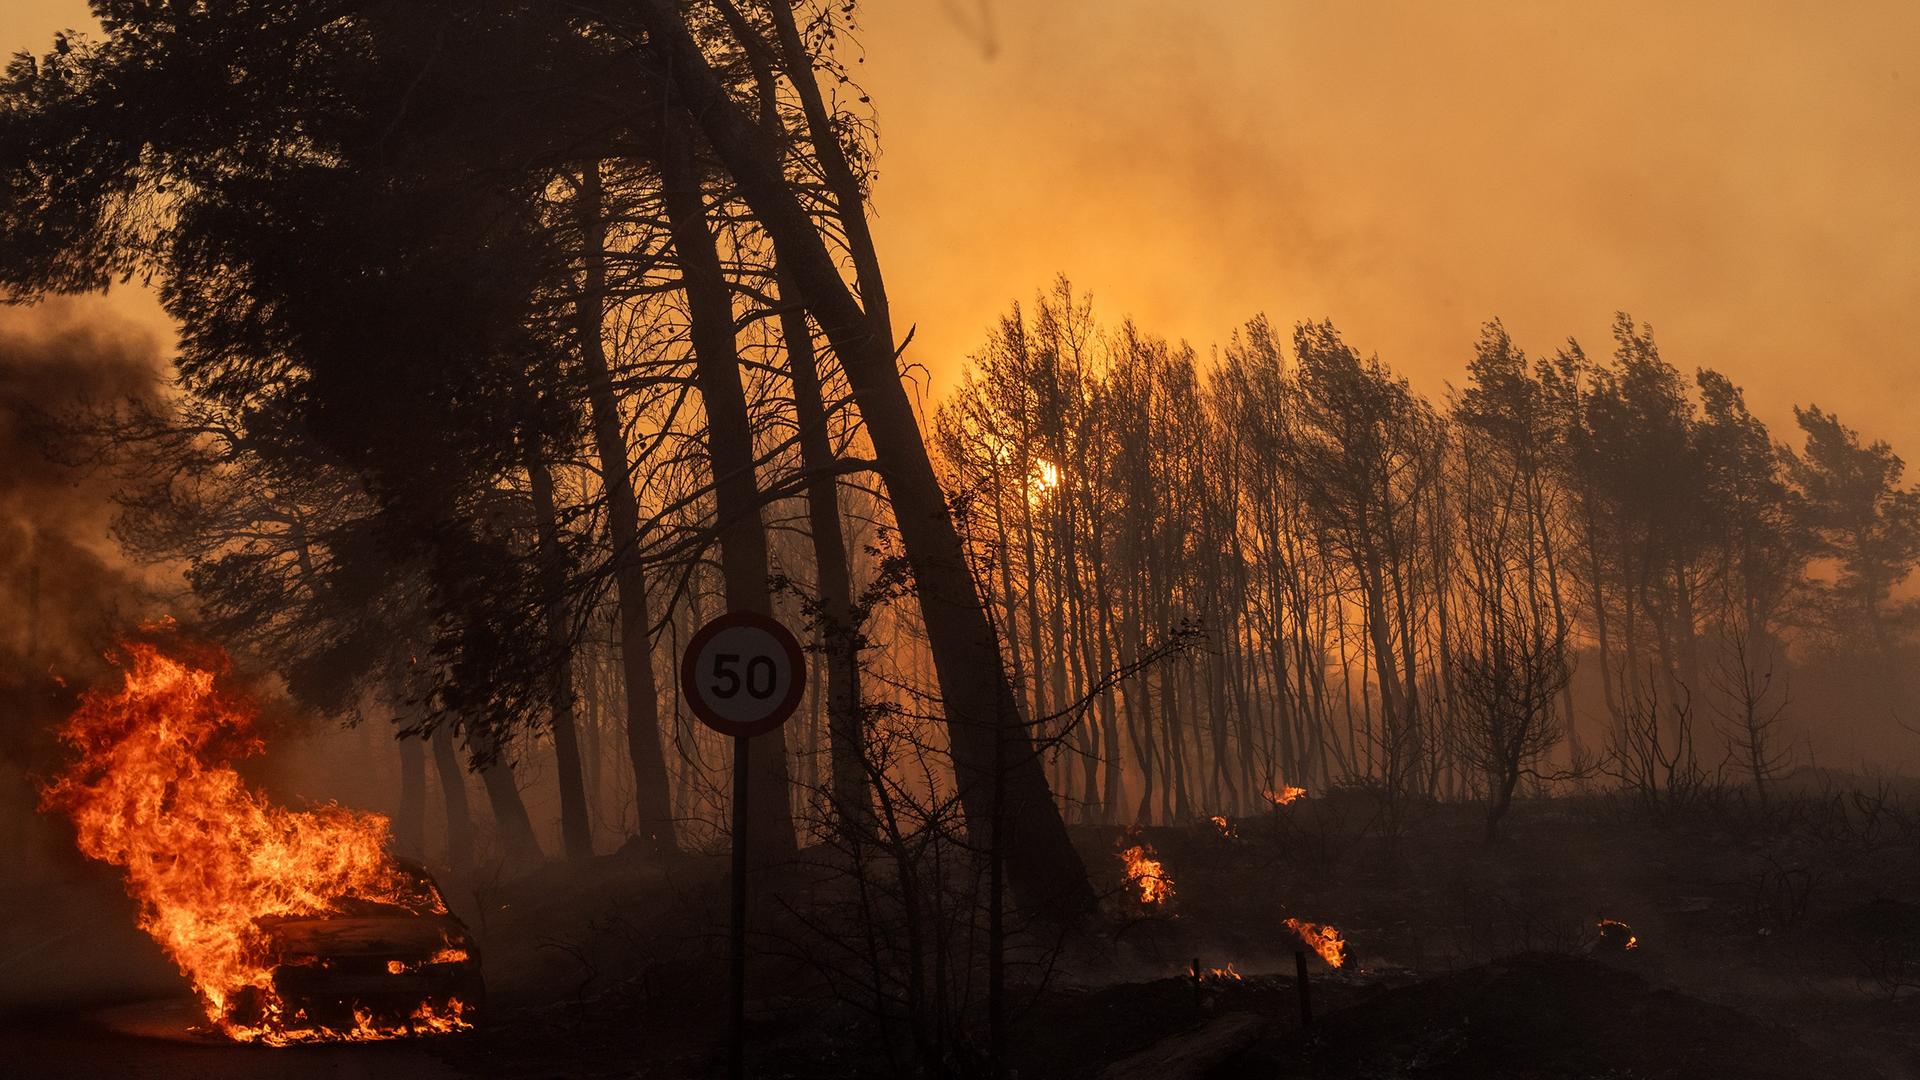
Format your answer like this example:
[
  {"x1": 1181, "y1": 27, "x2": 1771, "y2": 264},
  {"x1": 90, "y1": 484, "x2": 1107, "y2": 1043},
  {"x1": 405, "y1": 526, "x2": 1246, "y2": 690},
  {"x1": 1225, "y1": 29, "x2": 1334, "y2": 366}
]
[{"x1": 1, "y1": 3, "x2": 1918, "y2": 1079}]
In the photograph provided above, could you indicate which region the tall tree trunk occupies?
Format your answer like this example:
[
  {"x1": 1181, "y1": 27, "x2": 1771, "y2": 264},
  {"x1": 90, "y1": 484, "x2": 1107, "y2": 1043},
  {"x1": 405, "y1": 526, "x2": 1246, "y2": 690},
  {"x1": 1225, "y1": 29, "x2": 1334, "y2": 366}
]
[
  {"x1": 1060, "y1": 500, "x2": 1100, "y2": 820},
  {"x1": 1262, "y1": 520, "x2": 1299, "y2": 781},
  {"x1": 660, "y1": 122, "x2": 796, "y2": 861},
  {"x1": 641, "y1": 3, "x2": 1094, "y2": 914},
  {"x1": 430, "y1": 723, "x2": 475, "y2": 870},
  {"x1": 574, "y1": 164, "x2": 680, "y2": 851},
  {"x1": 1126, "y1": 571, "x2": 1159, "y2": 825},
  {"x1": 1388, "y1": 543, "x2": 1427, "y2": 791},
  {"x1": 1044, "y1": 497, "x2": 1075, "y2": 801},
  {"x1": 776, "y1": 266, "x2": 870, "y2": 837},
  {"x1": 1531, "y1": 477, "x2": 1581, "y2": 766},
  {"x1": 581, "y1": 643, "x2": 605, "y2": 833},
  {"x1": 527, "y1": 444, "x2": 595, "y2": 861},
  {"x1": 1227, "y1": 556, "x2": 1258, "y2": 808},
  {"x1": 1580, "y1": 478, "x2": 1621, "y2": 723},
  {"x1": 395, "y1": 731, "x2": 427, "y2": 859},
  {"x1": 1090, "y1": 529, "x2": 1124, "y2": 823},
  {"x1": 479, "y1": 750, "x2": 543, "y2": 871},
  {"x1": 1159, "y1": 645, "x2": 1184, "y2": 821},
  {"x1": 1361, "y1": 558, "x2": 1403, "y2": 778},
  {"x1": 989, "y1": 471, "x2": 1030, "y2": 729},
  {"x1": 1019, "y1": 467, "x2": 1049, "y2": 729}
]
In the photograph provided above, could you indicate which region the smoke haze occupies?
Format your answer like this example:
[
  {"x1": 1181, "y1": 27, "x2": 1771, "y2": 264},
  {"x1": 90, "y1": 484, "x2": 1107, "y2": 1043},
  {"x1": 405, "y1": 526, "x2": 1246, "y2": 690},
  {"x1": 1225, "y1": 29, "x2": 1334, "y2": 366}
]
[
  {"x1": 859, "y1": 2, "x2": 1920, "y2": 454},
  {"x1": 7, "y1": 3, "x2": 1916, "y2": 442},
  {"x1": 0, "y1": 299, "x2": 165, "y2": 731}
]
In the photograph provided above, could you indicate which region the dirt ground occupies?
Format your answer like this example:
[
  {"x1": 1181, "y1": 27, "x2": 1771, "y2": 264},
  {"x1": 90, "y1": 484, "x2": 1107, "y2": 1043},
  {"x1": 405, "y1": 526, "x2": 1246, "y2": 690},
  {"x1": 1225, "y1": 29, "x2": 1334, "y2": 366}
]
[{"x1": 4, "y1": 785, "x2": 1917, "y2": 1078}]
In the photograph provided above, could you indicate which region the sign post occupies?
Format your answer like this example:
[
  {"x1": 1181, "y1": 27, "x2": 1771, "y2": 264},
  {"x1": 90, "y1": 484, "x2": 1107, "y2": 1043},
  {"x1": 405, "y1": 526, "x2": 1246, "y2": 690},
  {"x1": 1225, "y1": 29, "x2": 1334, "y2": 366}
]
[{"x1": 680, "y1": 611, "x2": 806, "y2": 1080}]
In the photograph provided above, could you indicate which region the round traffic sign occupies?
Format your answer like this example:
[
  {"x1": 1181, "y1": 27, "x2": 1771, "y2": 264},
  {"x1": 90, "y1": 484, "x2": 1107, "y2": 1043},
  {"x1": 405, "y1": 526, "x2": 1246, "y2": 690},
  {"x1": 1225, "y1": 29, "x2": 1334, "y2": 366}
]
[{"x1": 680, "y1": 610, "x2": 807, "y2": 737}]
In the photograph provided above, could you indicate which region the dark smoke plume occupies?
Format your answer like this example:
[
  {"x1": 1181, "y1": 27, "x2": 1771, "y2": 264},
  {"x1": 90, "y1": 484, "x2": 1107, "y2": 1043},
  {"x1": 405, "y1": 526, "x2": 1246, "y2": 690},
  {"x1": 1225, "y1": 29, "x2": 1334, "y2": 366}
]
[{"x1": 0, "y1": 298, "x2": 167, "y2": 843}]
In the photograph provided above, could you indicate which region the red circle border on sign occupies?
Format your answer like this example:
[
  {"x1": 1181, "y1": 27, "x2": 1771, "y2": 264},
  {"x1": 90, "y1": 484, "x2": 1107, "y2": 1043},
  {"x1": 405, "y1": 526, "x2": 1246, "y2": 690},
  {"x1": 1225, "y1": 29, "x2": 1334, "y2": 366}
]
[{"x1": 679, "y1": 610, "x2": 808, "y2": 738}]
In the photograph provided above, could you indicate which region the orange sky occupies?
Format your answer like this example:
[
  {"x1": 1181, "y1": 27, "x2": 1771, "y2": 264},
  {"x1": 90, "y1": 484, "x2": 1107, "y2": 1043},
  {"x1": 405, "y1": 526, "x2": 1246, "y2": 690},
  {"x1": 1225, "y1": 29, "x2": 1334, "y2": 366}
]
[{"x1": 9, "y1": 2, "x2": 1919, "y2": 451}]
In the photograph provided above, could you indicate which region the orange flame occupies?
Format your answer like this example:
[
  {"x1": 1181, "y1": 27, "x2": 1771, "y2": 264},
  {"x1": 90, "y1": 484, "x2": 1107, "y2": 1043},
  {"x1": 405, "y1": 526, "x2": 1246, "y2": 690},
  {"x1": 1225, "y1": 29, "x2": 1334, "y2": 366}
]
[
  {"x1": 1207, "y1": 814, "x2": 1237, "y2": 840},
  {"x1": 38, "y1": 641, "x2": 471, "y2": 1044},
  {"x1": 1262, "y1": 786, "x2": 1307, "y2": 806},
  {"x1": 1283, "y1": 918, "x2": 1346, "y2": 968},
  {"x1": 1116, "y1": 829, "x2": 1174, "y2": 906},
  {"x1": 1597, "y1": 918, "x2": 1639, "y2": 951},
  {"x1": 1202, "y1": 962, "x2": 1242, "y2": 983}
]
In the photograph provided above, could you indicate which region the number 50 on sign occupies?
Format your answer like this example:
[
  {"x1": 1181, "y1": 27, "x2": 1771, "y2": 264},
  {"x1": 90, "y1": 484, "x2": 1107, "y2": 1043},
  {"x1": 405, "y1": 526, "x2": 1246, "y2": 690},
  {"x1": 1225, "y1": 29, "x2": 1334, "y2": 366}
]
[{"x1": 680, "y1": 610, "x2": 808, "y2": 738}]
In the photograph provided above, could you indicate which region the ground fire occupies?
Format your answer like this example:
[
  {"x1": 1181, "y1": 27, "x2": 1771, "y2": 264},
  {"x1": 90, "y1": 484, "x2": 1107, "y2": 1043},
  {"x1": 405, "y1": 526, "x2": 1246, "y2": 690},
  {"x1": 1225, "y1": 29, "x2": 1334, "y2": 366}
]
[
  {"x1": 37, "y1": 639, "x2": 480, "y2": 1044},
  {"x1": 1283, "y1": 918, "x2": 1347, "y2": 968},
  {"x1": 1203, "y1": 962, "x2": 1242, "y2": 983},
  {"x1": 1597, "y1": 919, "x2": 1640, "y2": 952},
  {"x1": 1263, "y1": 786, "x2": 1307, "y2": 806},
  {"x1": 1117, "y1": 828, "x2": 1175, "y2": 906}
]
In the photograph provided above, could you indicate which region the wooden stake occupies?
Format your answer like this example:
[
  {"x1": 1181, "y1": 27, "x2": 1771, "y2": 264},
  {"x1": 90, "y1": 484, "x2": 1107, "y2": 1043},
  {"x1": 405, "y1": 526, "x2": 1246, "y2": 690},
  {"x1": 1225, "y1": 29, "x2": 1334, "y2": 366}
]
[{"x1": 1294, "y1": 949, "x2": 1312, "y2": 1030}]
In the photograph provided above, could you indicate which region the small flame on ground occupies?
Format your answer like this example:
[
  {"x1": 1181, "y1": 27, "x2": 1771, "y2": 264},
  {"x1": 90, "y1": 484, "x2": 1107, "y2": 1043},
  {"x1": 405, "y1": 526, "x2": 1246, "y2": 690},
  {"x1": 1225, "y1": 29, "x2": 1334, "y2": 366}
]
[
  {"x1": 1207, "y1": 814, "x2": 1237, "y2": 840},
  {"x1": 1263, "y1": 786, "x2": 1307, "y2": 806},
  {"x1": 38, "y1": 639, "x2": 471, "y2": 1045},
  {"x1": 1284, "y1": 918, "x2": 1346, "y2": 968},
  {"x1": 1203, "y1": 962, "x2": 1242, "y2": 983},
  {"x1": 1116, "y1": 828, "x2": 1174, "y2": 906},
  {"x1": 230, "y1": 997, "x2": 470, "y2": 1045},
  {"x1": 1597, "y1": 918, "x2": 1639, "y2": 951}
]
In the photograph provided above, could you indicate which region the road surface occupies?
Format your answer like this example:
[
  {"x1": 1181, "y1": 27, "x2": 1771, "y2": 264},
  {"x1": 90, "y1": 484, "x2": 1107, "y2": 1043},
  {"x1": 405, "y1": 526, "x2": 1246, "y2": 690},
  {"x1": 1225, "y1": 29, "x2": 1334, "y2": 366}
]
[{"x1": 0, "y1": 998, "x2": 471, "y2": 1080}]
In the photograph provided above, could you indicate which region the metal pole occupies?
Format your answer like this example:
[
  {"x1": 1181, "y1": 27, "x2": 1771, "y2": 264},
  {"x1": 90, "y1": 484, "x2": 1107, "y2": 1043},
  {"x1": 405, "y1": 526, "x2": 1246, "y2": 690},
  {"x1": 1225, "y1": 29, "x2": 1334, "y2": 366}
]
[{"x1": 729, "y1": 734, "x2": 749, "y2": 1080}]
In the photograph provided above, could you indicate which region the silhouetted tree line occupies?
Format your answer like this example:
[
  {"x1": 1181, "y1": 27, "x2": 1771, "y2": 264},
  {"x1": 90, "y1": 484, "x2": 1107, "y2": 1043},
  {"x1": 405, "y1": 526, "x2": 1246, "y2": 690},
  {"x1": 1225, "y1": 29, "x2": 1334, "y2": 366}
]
[{"x1": 936, "y1": 279, "x2": 1920, "y2": 838}]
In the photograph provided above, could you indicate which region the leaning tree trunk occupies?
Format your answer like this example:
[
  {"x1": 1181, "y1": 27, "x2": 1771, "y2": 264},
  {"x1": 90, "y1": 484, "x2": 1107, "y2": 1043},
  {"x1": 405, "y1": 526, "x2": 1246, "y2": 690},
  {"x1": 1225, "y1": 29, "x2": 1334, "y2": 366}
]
[
  {"x1": 761, "y1": 0, "x2": 893, "y2": 343},
  {"x1": 526, "y1": 441, "x2": 595, "y2": 861},
  {"x1": 573, "y1": 164, "x2": 679, "y2": 852},
  {"x1": 479, "y1": 747, "x2": 544, "y2": 872},
  {"x1": 776, "y1": 265, "x2": 870, "y2": 838},
  {"x1": 639, "y1": 1, "x2": 1094, "y2": 916},
  {"x1": 660, "y1": 123, "x2": 796, "y2": 861}
]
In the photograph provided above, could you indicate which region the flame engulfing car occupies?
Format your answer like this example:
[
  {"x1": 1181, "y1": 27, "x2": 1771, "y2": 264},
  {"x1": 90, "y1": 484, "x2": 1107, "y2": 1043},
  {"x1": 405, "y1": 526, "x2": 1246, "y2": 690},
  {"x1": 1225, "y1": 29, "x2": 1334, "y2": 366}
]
[
  {"x1": 41, "y1": 642, "x2": 483, "y2": 1045},
  {"x1": 228, "y1": 861, "x2": 482, "y2": 1042}
]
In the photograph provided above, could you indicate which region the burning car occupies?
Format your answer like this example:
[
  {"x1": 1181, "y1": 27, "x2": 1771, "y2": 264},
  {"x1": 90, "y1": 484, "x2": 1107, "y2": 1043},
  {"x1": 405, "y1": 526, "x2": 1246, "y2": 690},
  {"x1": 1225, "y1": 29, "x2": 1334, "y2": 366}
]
[
  {"x1": 40, "y1": 641, "x2": 482, "y2": 1045},
  {"x1": 227, "y1": 861, "x2": 482, "y2": 1041}
]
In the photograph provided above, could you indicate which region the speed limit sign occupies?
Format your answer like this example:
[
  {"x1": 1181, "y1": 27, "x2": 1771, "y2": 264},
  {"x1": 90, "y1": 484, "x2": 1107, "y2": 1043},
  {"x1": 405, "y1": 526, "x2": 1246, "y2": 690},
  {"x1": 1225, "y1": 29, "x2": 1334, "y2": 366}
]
[
  {"x1": 683, "y1": 610, "x2": 806, "y2": 1080},
  {"x1": 680, "y1": 610, "x2": 807, "y2": 738}
]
